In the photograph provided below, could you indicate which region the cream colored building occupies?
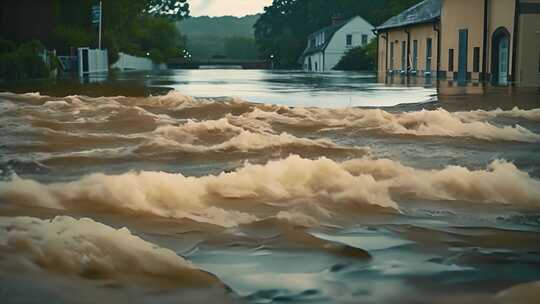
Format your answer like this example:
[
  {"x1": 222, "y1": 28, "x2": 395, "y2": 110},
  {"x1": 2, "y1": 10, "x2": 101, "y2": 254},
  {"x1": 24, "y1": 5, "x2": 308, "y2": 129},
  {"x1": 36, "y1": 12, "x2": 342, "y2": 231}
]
[{"x1": 376, "y1": 0, "x2": 540, "y2": 87}]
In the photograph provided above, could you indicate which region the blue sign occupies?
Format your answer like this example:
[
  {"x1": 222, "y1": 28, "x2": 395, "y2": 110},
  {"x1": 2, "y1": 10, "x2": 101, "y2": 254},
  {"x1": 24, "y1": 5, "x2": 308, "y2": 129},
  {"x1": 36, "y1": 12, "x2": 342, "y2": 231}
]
[{"x1": 91, "y1": 5, "x2": 101, "y2": 24}]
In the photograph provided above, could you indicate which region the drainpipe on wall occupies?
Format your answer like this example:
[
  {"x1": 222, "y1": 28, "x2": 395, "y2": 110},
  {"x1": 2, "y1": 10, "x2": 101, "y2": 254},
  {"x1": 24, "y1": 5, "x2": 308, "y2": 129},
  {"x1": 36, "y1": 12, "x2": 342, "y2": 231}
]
[
  {"x1": 382, "y1": 31, "x2": 389, "y2": 74},
  {"x1": 405, "y1": 28, "x2": 410, "y2": 75},
  {"x1": 511, "y1": 0, "x2": 519, "y2": 84},
  {"x1": 482, "y1": 0, "x2": 488, "y2": 82}
]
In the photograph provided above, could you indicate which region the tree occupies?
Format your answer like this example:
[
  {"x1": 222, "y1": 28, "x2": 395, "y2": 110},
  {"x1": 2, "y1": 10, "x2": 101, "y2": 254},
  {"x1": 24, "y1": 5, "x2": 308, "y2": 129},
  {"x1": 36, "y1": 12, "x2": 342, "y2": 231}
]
[
  {"x1": 0, "y1": 0, "x2": 189, "y2": 63},
  {"x1": 145, "y1": 0, "x2": 190, "y2": 19},
  {"x1": 334, "y1": 40, "x2": 377, "y2": 71},
  {"x1": 224, "y1": 37, "x2": 257, "y2": 60}
]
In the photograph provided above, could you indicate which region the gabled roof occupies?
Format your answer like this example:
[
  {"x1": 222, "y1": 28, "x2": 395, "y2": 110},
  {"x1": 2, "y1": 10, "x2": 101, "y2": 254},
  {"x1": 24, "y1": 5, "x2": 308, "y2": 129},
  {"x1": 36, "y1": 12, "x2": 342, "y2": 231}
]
[
  {"x1": 377, "y1": 0, "x2": 441, "y2": 31},
  {"x1": 301, "y1": 20, "x2": 349, "y2": 57}
]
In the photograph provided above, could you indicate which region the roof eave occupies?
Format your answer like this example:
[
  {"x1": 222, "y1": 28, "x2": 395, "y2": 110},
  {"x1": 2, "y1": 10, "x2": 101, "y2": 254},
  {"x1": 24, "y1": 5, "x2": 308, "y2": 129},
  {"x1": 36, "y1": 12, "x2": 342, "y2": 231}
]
[{"x1": 376, "y1": 17, "x2": 440, "y2": 31}]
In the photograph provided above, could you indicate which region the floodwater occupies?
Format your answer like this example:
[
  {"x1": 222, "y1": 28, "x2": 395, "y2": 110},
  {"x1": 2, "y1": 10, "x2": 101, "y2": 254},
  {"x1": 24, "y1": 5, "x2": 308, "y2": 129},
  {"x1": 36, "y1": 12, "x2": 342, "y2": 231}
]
[{"x1": 1, "y1": 69, "x2": 540, "y2": 304}]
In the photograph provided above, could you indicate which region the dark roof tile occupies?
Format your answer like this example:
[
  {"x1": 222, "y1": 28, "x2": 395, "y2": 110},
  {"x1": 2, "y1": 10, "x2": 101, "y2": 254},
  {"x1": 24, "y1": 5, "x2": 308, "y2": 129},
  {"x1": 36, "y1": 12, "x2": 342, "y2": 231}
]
[{"x1": 377, "y1": 0, "x2": 441, "y2": 30}]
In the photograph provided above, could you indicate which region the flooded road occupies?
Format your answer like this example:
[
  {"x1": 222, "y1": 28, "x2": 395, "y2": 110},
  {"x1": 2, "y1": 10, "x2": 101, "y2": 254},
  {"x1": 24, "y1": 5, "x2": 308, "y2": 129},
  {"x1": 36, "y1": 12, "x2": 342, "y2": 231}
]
[{"x1": 1, "y1": 70, "x2": 540, "y2": 303}]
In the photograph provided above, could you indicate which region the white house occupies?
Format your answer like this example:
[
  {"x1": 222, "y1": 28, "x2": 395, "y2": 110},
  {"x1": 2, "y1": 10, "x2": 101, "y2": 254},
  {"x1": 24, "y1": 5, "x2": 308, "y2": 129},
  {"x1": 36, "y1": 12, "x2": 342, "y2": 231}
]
[{"x1": 300, "y1": 16, "x2": 375, "y2": 72}]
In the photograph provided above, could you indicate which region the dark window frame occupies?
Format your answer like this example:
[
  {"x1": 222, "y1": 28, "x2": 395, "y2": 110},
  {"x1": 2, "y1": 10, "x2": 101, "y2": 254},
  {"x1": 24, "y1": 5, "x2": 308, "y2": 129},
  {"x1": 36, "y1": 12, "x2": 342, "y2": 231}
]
[
  {"x1": 538, "y1": 48, "x2": 540, "y2": 73},
  {"x1": 362, "y1": 34, "x2": 368, "y2": 45},
  {"x1": 412, "y1": 40, "x2": 418, "y2": 71},
  {"x1": 473, "y1": 47, "x2": 480, "y2": 72},
  {"x1": 449, "y1": 49, "x2": 454, "y2": 72},
  {"x1": 346, "y1": 34, "x2": 352, "y2": 45}
]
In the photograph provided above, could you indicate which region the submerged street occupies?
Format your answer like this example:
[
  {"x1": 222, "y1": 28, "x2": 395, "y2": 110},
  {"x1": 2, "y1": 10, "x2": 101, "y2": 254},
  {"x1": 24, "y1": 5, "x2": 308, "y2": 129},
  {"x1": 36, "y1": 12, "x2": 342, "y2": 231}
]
[{"x1": 1, "y1": 70, "x2": 539, "y2": 303}]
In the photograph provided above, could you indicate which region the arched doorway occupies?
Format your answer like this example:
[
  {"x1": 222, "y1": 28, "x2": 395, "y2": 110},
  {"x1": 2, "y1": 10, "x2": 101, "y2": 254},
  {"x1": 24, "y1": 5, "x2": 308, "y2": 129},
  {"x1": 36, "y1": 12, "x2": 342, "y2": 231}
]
[{"x1": 491, "y1": 27, "x2": 511, "y2": 85}]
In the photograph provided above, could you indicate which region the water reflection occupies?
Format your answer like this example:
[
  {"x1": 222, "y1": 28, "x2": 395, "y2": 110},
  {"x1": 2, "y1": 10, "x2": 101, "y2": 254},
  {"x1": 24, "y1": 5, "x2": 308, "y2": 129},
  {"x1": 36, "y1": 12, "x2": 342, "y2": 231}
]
[{"x1": 145, "y1": 69, "x2": 437, "y2": 108}]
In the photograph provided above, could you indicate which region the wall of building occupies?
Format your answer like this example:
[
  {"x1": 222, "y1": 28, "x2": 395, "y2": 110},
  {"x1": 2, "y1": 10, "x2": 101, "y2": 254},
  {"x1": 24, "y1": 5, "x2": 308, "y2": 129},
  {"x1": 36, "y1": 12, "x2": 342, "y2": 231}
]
[
  {"x1": 378, "y1": 23, "x2": 438, "y2": 76},
  {"x1": 516, "y1": 1, "x2": 540, "y2": 86},
  {"x1": 440, "y1": 0, "x2": 485, "y2": 80},
  {"x1": 78, "y1": 48, "x2": 108, "y2": 77},
  {"x1": 303, "y1": 16, "x2": 374, "y2": 71},
  {"x1": 486, "y1": 0, "x2": 516, "y2": 77},
  {"x1": 324, "y1": 16, "x2": 375, "y2": 70},
  {"x1": 112, "y1": 52, "x2": 166, "y2": 71},
  {"x1": 303, "y1": 53, "x2": 324, "y2": 72},
  {"x1": 376, "y1": 0, "x2": 540, "y2": 87}
]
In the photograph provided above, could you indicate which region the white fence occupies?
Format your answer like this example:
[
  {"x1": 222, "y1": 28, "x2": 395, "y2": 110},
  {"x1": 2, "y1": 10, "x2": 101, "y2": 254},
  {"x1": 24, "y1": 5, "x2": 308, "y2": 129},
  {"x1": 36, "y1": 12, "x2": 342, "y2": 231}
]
[
  {"x1": 78, "y1": 48, "x2": 108, "y2": 77},
  {"x1": 112, "y1": 52, "x2": 166, "y2": 71}
]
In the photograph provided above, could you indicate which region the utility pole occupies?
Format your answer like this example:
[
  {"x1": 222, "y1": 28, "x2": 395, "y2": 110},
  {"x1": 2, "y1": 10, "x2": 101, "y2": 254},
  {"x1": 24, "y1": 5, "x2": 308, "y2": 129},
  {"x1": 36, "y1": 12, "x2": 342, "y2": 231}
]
[{"x1": 98, "y1": 1, "x2": 102, "y2": 49}]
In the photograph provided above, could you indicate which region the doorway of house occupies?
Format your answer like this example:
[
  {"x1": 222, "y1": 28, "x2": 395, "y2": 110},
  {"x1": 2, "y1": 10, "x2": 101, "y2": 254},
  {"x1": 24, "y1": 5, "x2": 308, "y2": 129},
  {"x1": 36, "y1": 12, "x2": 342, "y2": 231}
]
[
  {"x1": 497, "y1": 37, "x2": 509, "y2": 85},
  {"x1": 426, "y1": 38, "x2": 432, "y2": 76},
  {"x1": 491, "y1": 27, "x2": 510, "y2": 85}
]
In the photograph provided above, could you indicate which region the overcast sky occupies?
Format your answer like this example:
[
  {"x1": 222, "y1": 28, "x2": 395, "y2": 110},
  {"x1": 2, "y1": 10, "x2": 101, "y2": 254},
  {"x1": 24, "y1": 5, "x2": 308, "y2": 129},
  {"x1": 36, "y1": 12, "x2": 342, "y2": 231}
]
[{"x1": 188, "y1": 0, "x2": 273, "y2": 17}]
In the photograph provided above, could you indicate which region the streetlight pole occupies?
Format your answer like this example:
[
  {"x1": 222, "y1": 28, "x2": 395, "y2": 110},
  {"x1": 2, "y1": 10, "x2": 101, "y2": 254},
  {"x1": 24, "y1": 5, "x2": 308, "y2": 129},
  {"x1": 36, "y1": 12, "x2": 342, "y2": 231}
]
[{"x1": 98, "y1": 1, "x2": 102, "y2": 49}]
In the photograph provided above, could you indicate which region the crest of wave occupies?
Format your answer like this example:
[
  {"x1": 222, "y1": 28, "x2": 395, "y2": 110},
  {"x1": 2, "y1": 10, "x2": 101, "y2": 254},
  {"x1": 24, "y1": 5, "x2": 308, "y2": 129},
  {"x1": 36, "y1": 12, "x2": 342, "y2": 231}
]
[
  {"x1": 456, "y1": 107, "x2": 540, "y2": 122},
  {"x1": 143, "y1": 118, "x2": 363, "y2": 153},
  {"x1": 1, "y1": 156, "x2": 540, "y2": 228},
  {"x1": 0, "y1": 216, "x2": 222, "y2": 286},
  {"x1": 244, "y1": 107, "x2": 540, "y2": 142}
]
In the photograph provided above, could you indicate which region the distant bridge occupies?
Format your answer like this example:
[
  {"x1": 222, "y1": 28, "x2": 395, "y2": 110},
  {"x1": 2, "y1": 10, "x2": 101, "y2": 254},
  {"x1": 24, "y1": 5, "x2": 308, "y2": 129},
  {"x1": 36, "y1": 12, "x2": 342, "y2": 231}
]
[{"x1": 167, "y1": 58, "x2": 271, "y2": 69}]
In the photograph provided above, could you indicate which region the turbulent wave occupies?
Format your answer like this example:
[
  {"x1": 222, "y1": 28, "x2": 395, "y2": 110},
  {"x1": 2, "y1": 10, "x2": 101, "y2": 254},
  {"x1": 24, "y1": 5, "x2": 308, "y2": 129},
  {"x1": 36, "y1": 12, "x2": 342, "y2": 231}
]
[
  {"x1": 3, "y1": 91, "x2": 540, "y2": 146},
  {"x1": 0, "y1": 216, "x2": 224, "y2": 286},
  {"x1": 242, "y1": 107, "x2": 540, "y2": 142},
  {"x1": 1, "y1": 156, "x2": 539, "y2": 228},
  {"x1": 456, "y1": 107, "x2": 540, "y2": 122},
  {"x1": 140, "y1": 118, "x2": 367, "y2": 154}
]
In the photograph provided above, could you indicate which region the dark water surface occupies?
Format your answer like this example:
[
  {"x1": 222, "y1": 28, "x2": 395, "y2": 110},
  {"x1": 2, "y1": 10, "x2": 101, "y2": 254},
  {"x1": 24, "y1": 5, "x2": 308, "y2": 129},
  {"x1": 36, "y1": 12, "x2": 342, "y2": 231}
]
[{"x1": 1, "y1": 70, "x2": 539, "y2": 303}]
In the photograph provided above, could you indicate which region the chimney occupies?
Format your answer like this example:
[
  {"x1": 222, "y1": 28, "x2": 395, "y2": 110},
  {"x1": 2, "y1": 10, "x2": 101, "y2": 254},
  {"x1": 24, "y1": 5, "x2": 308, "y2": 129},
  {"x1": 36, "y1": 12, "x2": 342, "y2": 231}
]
[{"x1": 332, "y1": 13, "x2": 345, "y2": 25}]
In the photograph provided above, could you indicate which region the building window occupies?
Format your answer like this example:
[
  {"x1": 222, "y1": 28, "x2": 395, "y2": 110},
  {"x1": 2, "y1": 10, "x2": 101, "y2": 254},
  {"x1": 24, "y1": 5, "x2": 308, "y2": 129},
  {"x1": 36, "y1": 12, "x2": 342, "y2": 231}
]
[
  {"x1": 362, "y1": 34, "x2": 368, "y2": 46},
  {"x1": 346, "y1": 34, "x2": 352, "y2": 46},
  {"x1": 448, "y1": 49, "x2": 454, "y2": 72},
  {"x1": 426, "y1": 38, "x2": 433, "y2": 73},
  {"x1": 473, "y1": 47, "x2": 480, "y2": 72}
]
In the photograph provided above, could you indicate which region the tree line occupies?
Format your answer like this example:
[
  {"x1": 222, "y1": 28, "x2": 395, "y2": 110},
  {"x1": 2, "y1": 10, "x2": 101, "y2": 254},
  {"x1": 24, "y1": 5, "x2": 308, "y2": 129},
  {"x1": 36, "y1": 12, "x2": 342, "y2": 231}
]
[
  {"x1": 254, "y1": 0, "x2": 421, "y2": 69},
  {"x1": 0, "y1": 0, "x2": 189, "y2": 81}
]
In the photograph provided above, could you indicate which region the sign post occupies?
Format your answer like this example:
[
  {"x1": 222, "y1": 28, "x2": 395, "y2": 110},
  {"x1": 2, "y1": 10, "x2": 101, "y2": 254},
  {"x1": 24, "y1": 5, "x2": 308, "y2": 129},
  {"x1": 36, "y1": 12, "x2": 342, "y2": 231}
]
[{"x1": 91, "y1": 2, "x2": 102, "y2": 49}]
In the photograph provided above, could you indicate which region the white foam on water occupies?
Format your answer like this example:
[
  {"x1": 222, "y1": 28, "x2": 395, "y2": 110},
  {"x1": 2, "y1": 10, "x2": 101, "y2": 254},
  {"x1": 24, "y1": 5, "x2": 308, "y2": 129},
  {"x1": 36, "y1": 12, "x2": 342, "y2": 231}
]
[
  {"x1": 1, "y1": 156, "x2": 539, "y2": 227},
  {"x1": 0, "y1": 216, "x2": 221, "y2": 286}
]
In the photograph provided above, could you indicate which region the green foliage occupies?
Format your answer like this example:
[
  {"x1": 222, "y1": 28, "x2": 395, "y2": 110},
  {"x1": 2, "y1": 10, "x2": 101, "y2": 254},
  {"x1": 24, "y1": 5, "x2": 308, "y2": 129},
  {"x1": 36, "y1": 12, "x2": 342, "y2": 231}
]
[
  {"x1": 224, "y1": 37, "x2": 257, "y2": 60},
  {"x1": 51, "y1": 26, "x2": 93, "y2": 53},
  {"x1": 0, "y1": 40, "x2": 50, "y2": 81},
  {"x1": 149, "y1": 49, "x2": 164, "y2": 63},
  {"x1": 145, "y1": 0, "x2": 190, "y2": 19},
  {"x1": 1, "y1": 0, "x2": 189, "y2": 65},
  {"x1": 254, "y1": 0, "x2": 422, "y2": 68},
  {"x1": 334, "y1": 40, "x2": 377, "y2": 71},
  {"x1": 0, "y1": 39, "x2": 16, "y2": 53},
  {"x1": 179, "y1": 15, "x2": 259, "y2": 60}
]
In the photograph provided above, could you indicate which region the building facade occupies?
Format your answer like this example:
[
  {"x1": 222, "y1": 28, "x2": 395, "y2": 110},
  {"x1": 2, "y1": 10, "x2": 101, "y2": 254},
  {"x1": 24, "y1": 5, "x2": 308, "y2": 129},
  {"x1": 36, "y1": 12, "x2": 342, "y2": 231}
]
[
  {"x1": 300, "y1": 16, "x2": 375, "y2": 72},
  {"x1": 376, "y1": 0, "x2": 540, "y2": 87}
]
